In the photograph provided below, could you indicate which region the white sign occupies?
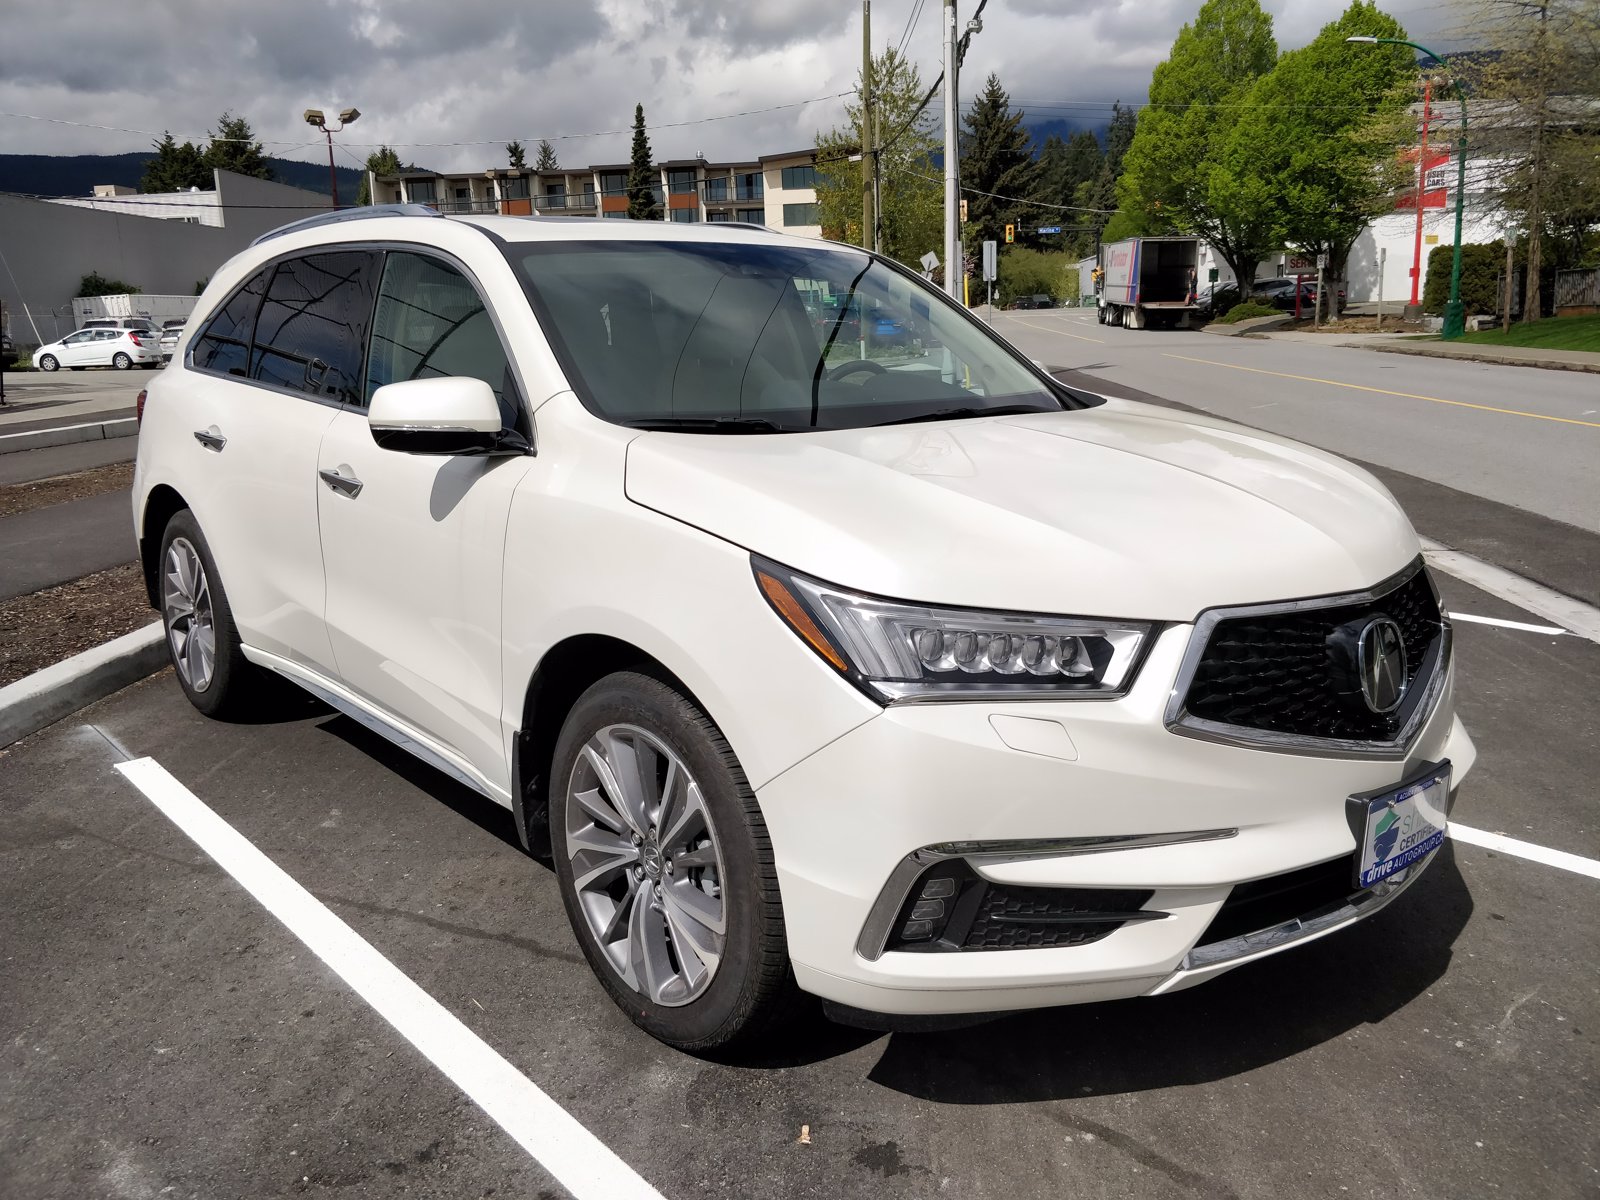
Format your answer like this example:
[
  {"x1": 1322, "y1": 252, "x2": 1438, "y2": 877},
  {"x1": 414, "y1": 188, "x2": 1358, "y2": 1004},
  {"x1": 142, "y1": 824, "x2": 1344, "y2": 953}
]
[
  {"x1": 1316, "y1": 253, "x2": 1328, "y2": 270},
  {"x1": 920, "y1": 252, "x2": 940, "y2": 273},
  {"x1": 982, "y1": 240, "x2": 998, "y2": 282}
]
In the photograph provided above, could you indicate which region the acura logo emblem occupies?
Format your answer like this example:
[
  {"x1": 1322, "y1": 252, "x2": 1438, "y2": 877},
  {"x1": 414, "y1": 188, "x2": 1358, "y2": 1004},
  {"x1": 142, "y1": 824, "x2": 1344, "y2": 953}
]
[{"x1": 1358, "y1": 618, "x2": 1408, "y2": 714}]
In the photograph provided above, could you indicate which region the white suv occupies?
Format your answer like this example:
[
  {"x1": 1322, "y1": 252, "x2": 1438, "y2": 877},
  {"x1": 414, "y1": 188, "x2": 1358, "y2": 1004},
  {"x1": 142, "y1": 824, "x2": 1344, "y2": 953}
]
[{"x1": 133, "y1": 207, "x2": 1475, "y2": 1050}]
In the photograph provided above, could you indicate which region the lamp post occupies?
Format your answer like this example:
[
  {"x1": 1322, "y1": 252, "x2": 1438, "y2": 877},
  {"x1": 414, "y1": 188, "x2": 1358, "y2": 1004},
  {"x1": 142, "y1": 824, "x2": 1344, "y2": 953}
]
[
  {"x1": 1347, "y1": 36, "x2": 1468, "y2": 339},
  {"x1": 303, "y1": 107, "x2": 361, "y2": 209}
]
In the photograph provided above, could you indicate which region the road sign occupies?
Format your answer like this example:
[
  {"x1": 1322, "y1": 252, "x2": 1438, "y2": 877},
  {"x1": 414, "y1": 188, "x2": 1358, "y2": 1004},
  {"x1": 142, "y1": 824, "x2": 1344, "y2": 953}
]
[
  {"x1": 1317, "y1": 253, "x2": 1329, "y2": 269},
  {"x1": 981, "y1": 241, "x2": 997, "y2": 282},
  {"x1": 920, "y1": 251, "x2": 940, "y2": 274},
  {"x1": 1208, "y1": 267, "x2": 1219, "y2": 282},
  {"x1": 1037, "y1": 226, "x2": 1061, "y2": 235}
]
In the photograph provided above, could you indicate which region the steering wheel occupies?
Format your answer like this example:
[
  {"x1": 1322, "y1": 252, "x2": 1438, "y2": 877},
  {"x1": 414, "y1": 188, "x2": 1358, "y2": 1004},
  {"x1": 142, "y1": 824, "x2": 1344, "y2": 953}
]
[{"x1": 826, "y1": 359, "x2": 889, "y2": 382}]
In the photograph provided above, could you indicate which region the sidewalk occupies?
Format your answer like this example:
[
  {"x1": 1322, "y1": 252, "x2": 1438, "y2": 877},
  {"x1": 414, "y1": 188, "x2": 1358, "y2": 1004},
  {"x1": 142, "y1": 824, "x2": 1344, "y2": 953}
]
[{"x1": 1252, "y1": 329, "x2": 1600, "y2": 373}]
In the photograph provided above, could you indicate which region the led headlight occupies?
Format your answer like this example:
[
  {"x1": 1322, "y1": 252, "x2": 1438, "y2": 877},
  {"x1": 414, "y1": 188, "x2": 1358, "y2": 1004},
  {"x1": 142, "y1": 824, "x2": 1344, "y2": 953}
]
[{"x1": 753, "y1": 557, "x2": 1152, "y2": 703}]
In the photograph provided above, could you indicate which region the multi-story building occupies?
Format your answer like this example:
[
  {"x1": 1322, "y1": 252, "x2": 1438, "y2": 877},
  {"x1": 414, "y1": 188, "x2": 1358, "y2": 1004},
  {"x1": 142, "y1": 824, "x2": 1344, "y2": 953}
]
[{"x1": 368, "y1": 149, "x2": 821, "y2": 237}]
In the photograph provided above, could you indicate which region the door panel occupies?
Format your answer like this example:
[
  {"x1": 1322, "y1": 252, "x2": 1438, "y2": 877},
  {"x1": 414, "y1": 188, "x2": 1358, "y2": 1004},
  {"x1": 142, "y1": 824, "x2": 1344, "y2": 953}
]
[{"x1": 317, "y1": 410, "x2": 530, "y2": 790}]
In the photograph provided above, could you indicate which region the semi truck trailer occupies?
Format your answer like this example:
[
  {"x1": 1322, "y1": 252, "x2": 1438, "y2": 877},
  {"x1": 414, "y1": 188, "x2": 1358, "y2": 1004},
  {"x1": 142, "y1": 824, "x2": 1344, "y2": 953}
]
[{"x1": 1097, "y1": 236, "x2": 1201, "y2": 329}]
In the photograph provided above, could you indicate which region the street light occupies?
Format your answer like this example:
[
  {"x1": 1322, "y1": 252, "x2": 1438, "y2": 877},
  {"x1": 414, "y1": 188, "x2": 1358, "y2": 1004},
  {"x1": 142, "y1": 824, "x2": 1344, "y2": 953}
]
[
  {"x1": 303, "y1": 107, "x2": 361, "y2": 208},
  {"x1": 1347, "y1": 36, "x2": 1469, "y2": 339}
]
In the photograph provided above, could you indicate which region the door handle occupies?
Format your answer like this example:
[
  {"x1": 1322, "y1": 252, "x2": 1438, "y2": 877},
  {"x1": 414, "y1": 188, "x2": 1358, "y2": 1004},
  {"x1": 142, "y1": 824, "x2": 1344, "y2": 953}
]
[
  {"x1": 318, "y1": 467, "x2": 363, "y2": 498},
  {"x1": 192, "y1": 428, "x2": 226, "y2": 452}
]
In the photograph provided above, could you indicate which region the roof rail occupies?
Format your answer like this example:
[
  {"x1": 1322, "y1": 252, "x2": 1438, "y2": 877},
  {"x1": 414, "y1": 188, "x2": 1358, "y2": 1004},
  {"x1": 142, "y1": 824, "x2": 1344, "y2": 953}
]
[{"x1": 250, "y1": 203, "x2": 442, "y2": 247}]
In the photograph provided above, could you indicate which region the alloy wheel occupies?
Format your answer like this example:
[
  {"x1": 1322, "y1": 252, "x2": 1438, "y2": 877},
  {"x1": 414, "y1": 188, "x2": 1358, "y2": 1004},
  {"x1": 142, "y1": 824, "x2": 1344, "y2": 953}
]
[
  {"x1": 565, "y1": 723, "x2": 726, "y2": 1007},
  {"x1": 162, "y1": 537, "x2": 216, "y2": 692}
]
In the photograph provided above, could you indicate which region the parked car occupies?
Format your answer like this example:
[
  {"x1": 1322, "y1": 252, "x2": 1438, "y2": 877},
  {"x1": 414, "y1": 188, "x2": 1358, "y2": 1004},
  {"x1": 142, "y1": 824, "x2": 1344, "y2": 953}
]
[
  {"x1": 1250, "y1": 279, "x2": 1346, "y2": 313},
  {"x1": 33, "y1": 327, "x2": 162, "y2": 371},
  {"x1": 1194, "y1": 281, "x2": 1241, "y2": 317},
  {"x1": 133, "y1": 207, "x2": 1473, "y2": 1050},
  {"x1": 1028, "y1": 294, "x2": 1054, "y2": 309},
  {"x1": 1011, "y1": 295, "x2": 1038, "y2": 310},
  {"x1": 159, "y1": 319, "x2": 187, "y2": 362}
]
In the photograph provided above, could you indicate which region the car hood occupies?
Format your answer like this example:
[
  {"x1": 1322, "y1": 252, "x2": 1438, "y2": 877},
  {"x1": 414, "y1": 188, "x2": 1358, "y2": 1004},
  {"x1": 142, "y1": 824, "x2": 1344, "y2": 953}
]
[{"x1": 623, "y1": 398, "x2": 1418, "y2": 621}]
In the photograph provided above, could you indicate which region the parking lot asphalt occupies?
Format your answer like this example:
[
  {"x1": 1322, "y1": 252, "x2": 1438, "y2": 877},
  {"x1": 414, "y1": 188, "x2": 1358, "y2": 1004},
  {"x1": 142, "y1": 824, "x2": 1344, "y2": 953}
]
[
  {"x1": 0, "y1": 435, "x2": 137, "y2": 486},
  {"x1": 2, "y1": 567, "x2": 1595, "y2": 1199}
]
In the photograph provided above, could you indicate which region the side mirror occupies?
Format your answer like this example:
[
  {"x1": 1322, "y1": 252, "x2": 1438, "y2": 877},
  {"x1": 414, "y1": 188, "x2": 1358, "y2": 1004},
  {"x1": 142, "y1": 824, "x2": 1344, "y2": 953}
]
[{"x1": 368, "y1": 377, "x2": 529, "y2": 456}]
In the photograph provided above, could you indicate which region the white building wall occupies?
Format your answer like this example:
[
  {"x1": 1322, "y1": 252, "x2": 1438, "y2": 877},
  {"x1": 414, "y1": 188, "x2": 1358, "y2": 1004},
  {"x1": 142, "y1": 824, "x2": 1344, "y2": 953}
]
[
  {"x1": 762, "y1": 158, "x2": 821, "y2": 240},
  {"x1": 1346, "y1": 204, "x2": 1507, "y2": 306},
  {"x1": 49, "y1": 187, "x2": 226, "y2": 227}
]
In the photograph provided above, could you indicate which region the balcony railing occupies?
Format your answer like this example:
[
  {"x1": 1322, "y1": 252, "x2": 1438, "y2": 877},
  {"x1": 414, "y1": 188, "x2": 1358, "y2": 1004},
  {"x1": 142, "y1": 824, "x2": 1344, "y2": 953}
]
[
  {"x1": 429, "y1": 198, "x2": 500, "y2": 214},
  {"x1": 535, "y1": 193, "x2": 599, "y2": 211}
]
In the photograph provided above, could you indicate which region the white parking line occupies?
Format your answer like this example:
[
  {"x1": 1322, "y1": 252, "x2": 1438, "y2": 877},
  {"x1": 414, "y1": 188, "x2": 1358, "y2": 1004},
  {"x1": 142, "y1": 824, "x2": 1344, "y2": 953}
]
[
  {"x1": 1447, "y1": 612, "x2": 1571, "y2": 636},
  {"x1": 1421, "y1": 537, "x2": 1600, "y2": 645},
  {"x1": 1449, "y1": 823, "x2": 1600, "y2": 881},
  {"x1": 113, "y1": 756, "x2": 666, "y2": 1200}
]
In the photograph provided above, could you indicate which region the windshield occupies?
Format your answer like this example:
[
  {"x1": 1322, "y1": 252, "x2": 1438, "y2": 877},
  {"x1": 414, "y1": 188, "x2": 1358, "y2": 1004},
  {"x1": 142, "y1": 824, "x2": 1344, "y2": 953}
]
[{"x1": 507, "y1": 240, "x2": 1070, "y2": 431}]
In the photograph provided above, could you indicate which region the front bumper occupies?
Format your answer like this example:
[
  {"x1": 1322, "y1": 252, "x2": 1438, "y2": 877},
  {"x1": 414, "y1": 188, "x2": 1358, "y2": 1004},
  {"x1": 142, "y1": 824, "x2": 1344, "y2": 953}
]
[{"x1": 755, "y1": 624, "x2": 1476, "y2": 1016}]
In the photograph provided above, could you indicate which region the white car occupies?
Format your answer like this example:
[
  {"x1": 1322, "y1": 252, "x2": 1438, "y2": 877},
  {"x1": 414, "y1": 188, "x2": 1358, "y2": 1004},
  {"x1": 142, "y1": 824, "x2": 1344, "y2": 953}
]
[
  {"x1": 132, "y1": 207, "x2": 1475, "y2": 1050},
  {"x1": 35, "y1": 327, "x2": 163, "y2": 371}
]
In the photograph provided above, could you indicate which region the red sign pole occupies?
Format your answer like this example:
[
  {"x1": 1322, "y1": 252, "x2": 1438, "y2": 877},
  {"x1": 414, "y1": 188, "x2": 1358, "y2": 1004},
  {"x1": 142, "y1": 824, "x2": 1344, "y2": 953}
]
[{"x1": 1409, "y1": 78, "x2": 1433, "y2": 309}]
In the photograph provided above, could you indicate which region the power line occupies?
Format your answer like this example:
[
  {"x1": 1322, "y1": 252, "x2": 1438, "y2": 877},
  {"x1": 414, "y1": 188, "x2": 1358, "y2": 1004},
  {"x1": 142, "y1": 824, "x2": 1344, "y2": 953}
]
[{"x1": 895, "y1": 0, "x2": 926, "y2": 57}]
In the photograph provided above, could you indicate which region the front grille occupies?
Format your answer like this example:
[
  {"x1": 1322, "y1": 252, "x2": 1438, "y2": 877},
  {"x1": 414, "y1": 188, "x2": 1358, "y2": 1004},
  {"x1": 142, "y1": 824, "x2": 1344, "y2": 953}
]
[
  {"x1": 1180, "y1": 564, "x2": 1445, "y2": 743},
  {"x1": 884, "y1": 860, "x2": 1156, "y2": 954},
  {"x1": 1195, "y1": 855, "x2": 1357, "y2": 947}
]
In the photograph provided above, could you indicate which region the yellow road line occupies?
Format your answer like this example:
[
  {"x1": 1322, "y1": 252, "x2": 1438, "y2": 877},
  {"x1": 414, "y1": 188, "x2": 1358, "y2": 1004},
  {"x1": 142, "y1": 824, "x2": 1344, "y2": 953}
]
[
  {"x1": 1000, "y1": 312, "x2": 1104, "y2": 344},
  {"x1": 1161, "y1": 352, "x2": 1600, "y2": 429}
]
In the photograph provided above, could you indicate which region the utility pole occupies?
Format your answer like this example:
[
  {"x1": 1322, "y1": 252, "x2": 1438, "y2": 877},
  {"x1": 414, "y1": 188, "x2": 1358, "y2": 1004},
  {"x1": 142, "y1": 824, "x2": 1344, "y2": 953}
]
[
  {"x1": 942, "y1": 0, "x2": 961, "y2": 301},
  {"x1": 861, "y1": 1, "x2": 874, "y2": 253}
]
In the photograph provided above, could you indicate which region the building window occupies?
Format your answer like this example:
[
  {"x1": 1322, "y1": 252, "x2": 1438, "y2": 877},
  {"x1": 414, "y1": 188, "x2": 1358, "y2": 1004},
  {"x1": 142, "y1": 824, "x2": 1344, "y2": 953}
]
[
  {"x1": 407, "y1": 178, "x2": 437, "y2": 203},
  {"x1": 704, "y1": 177, "x2": 728, "y2": 202},
  {"x1": 706, "y1": 210, "x2": 730, "y2": 222},
  {"x1": 735, "y1": 208, "x2": 765, "y2": 225},
  {"x1": 603, "y1": 210, "x2": 629, "y2": 219},
  {"x1": 781, "y1": 165, "x2": 816, "y2": 190},
  {"x1": 599, "y1": 172, "x2": 628, "y2": 197},
  {"x1": 501, "y1": 175, "x2": 529, "y2": 200},
  {"x1": 734, "y1": 172, "x2": 763, "y2": 201},
  {"x1": 782, "y1": 202, "x2": 819, "y2": 227},
  {"x1": 669, "y1": 208, "x2": 700, "y2": 223},
  {"x1": 667, "y1": 169, "x2": 697, "y2": 195}
]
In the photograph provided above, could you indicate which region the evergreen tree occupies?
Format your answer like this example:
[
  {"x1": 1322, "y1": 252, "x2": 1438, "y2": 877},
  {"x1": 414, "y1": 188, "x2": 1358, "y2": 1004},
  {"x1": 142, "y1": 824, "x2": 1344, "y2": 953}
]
[
  {"x1": 814, "y1": 48, "x2": 941, "y2": 266},
  {"x1": 535, "y1": 139, "x2": 559, "y2": 171},
  {"x1": 357, "y1": 145, "x2": 404, "y2": 205},
  {"x1": 961, "y1": 74, "x2": 1036, "y2": 248},
  {"x1": 505, "y1": 141, "x2": 527, "y2": 170},
  {"x1": 140, "y1": 132, "x2": 211, "y2": 192},
  {"x1": 626, "y1": 104, "x2": 662, "y2": 220},
  {"x1": 1118, "y1": 0, "x2": 1280, "y2": 289},
  {"x1": 202, "y1": 112, "x2": 271, "y2": 180}
]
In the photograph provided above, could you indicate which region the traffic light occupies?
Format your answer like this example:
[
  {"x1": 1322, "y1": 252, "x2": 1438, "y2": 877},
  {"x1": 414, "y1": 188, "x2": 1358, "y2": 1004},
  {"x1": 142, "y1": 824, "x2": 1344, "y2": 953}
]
[
  {"x1": 1004, "y1": 223, "x2": 1015, "y2": 244},
  {"x1": 959, "y1": 198, "x2": 968, "y2": 223}
]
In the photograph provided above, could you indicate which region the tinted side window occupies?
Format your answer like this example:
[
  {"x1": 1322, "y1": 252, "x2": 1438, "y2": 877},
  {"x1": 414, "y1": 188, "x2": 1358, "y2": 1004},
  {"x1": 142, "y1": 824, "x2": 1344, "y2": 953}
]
[
  {"x1": 366, "y1": 252, "x2": 522, "y2": 430},
  {"x1": 193, "y1": 269, "x2": 268, "y2": 377},
  {"x1": 251, "y1": 252, "x2": 377, "y2": 404}
]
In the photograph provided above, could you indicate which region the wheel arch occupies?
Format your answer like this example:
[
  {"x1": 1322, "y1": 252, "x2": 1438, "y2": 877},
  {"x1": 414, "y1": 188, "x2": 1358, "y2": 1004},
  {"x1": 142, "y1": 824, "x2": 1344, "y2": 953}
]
[
  {"x1": 511, "y1": 634, "x2": 713, "y2": 857},
  {"x1": 138, "y1": 484, "x2": 191, "y2": 608}
]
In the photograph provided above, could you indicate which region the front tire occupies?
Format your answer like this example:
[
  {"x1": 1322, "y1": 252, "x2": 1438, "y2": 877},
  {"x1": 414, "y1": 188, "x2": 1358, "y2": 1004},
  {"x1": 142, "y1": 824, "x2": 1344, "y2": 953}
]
[
  {"x1": 551, "y1": 672, "x2": 798, "y2": 1051},
  {"x1": 37, "y1": 354, "x2": 58, "y2": 371},
  {"x1": 157, "y1": 510, "x2": 265, "y2": 718}
]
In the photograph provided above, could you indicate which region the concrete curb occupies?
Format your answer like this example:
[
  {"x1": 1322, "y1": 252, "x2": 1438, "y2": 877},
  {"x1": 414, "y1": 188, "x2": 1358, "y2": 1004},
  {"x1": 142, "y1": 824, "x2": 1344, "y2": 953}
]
[
  {"x1": 1370, "y1": 343, "x2": 1600, "y2": 374},
  {"x1": 1203, "y1": 314, "x2": 1293, "y2": 337},
  {"x1": 0, "y1": 621, "x2": 166, "y2": 749},
  {"x1": 0, "y1": 417, "x2": 139, "y2": 455}
]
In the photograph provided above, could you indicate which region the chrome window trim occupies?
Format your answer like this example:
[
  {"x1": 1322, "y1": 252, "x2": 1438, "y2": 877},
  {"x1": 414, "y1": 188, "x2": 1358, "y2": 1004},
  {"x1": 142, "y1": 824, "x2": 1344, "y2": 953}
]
[
  {"x1": 1163, "y1": 556, "x2": 1452, "y2": 760},
  {"x1": 855, "y1": 828, "x2": 1238, "y2": 962}
]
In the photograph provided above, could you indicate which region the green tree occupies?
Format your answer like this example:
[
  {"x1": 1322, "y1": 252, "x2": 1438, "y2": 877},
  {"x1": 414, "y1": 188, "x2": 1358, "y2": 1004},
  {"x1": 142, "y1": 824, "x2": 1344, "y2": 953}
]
[
  {"x1": 1118, "y1": 0, "x2": 1280, "y2": 290},
  {"x1": 505, "y1": 140, "x2": 527, "y2": 171},
  {"x1": 77, "y1": 272, "x2": 141, "y2": 297},
  {"x1": 626, "y1": 104, "x2": 662, "y2": 220},
  {"x1": 535, "y1": 139, "x2": 559, "y2": 171},
  {"x1": 357, "y1": 144, "x2": 403, "y2": 205},
  {"x1": 202, "y1": 112, "x2": 271, "y2": 180},
  {"x1": 815, "y1": 47, "x2": 942, "y2": 266},
  {"x1": 1224, "y1": 2, "x2": 1414, "y2": 314},
  {"x1": 140, "y1": 132, "x2": 210, "y2": 192},
  {"x1": 961, "y1": 74, "x2": 1036, "y2": 248},
  {"x1": 1456, "y1": 0, "x2": 1600, "y2": 319},
  {"x1": 1074, "y1": 103, "x2": 1140, "y2": 252}
]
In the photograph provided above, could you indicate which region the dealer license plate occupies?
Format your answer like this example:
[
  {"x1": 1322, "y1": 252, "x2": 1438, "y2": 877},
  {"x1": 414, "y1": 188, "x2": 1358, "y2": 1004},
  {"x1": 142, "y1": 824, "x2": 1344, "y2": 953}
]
[{"x1": 1352, "y1": 761, "x2": 1451, "y2": 889}]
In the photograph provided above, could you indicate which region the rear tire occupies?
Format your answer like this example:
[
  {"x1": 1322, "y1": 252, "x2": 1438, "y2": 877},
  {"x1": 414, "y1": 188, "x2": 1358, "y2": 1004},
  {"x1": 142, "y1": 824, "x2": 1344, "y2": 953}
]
[
  {"x1": 157, "y1": 510, "x2": 268, "y2": 719},
  {"x1": 37, "y1": 354, "x2": 58, "y2": 372},
  {"x1": 113, "y1": 352, "x2": 132, "y2": 370},
  {"x1": 551, "y1": 671, "x2": 799, "y2": 1052}
]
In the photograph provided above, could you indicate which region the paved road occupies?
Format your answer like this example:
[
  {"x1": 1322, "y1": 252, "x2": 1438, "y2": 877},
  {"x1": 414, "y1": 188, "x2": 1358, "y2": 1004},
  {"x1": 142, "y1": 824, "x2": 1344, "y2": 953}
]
[
  {"x1": 0, "y1": 489, "x2": 135, "y2": 600},
  {"x1": 991, "y1": 308, "x2": 1600, "y2": 536},
  {"x1": 0, "y1": 435, "x2": 137, "y2": 485},
  {"x1": 1, "y1": 569, "x2": 1595, "y2": 1200}
]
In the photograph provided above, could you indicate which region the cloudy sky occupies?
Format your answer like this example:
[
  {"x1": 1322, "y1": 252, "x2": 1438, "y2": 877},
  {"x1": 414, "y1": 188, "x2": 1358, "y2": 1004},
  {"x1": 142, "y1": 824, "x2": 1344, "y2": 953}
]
[{"x1": 1, "y1": 0, "x2": 1456, "y2": 176}]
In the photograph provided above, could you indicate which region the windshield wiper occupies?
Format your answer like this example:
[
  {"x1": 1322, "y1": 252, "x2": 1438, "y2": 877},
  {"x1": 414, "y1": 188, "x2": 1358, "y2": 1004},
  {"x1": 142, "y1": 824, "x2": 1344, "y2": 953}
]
[
  {"x1": 871, "y1": 403, "x2": 1060, "y2": 427},
  {"x1": 620, "y1": 415, "x2": 792, "y2": 434}
]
